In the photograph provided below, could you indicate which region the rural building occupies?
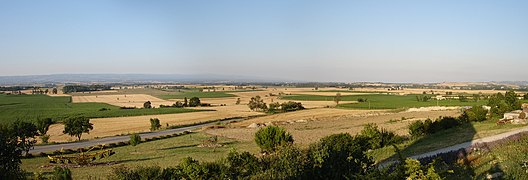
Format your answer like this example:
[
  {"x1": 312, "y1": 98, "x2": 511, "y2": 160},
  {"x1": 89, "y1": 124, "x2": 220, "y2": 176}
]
[{"x1": 499, "y1": 109, "x2": 528, "y2": 124}]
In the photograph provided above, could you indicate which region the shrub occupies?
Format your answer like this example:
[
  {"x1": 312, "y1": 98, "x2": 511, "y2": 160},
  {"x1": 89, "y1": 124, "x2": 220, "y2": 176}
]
[
  {"x1": 359, "y1": 123, "x2": 404, "y2": 149},
  {"x1": 52, "y1": 166, "x2": 72, "y2": 180},
  {"x1": 189, "y1": 97, "x2": 201, "y2": 107},
  {"x1": 308, "y1": 133, "x2": 372, "y2": 179},
  {"x1": 109, "y1": 165, "x2": 164, "y2": 180},
  {"x1": 280, "y1": 101, "x2": 304, "y2": 112},
  {"x1": 41, "y1": 134, "x2": 50, "y2": 143},
  {"x1": 225, "y1": 151, "x2": 261, "y2": 178},
  {"x1": 98, "y1": 107, "x2": 110, "y2": 111},
  {"x1": 130, "y1": 134, "x2": 141, "y2": 146},
  {"x1": 120, "y1": 106, "x2": 136, "y2": 109},
  {"x1": 254, "y1": 126, "x2": 294, "y2": 153},
  {"x1": 150, "y1": 118, "x2": 161, "y2": 131},
  {"x1": 117, "y1": 142, "x2": 127, "y2": 146},
  {"x1": 461, "y1": 106, "x2": 488, "y2": 122},
  {"x1": 408, "y1": 121, "x2": 426, "y2": 139},
  {"x1": 258, "y1": 145, "x2": 309, "y2": 179}
]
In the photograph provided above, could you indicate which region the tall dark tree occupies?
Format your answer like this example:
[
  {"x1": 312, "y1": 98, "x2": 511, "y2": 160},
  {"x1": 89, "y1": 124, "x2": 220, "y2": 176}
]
[
  {"x1": 183, "y1": 97, "x2": 188, "y2": 107},
  {"x1": 0, "y1": 125, "x2": 25, "y2": 180},
  {"x1": 189, "y1": 97, "x2": 201, "y2": 107},
  {"x1": 10, "y1": 121, "x2": 38, "y2": 154},
  {"x1": 63, "y1": 117, "x2": 93, "y2": 141},
  {"x1": 36, "y1": 118, "x2": 53, "y2": 136},
  {"x1": 143, "y1": 101, "x2": 152, "y2": 109}
]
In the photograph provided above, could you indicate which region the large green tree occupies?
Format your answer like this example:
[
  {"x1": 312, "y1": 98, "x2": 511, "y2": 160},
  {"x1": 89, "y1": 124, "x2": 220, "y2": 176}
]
[
  {"x1": 10, "y1": 121, "x2": 38, "y2": 154},
  {"x1": 0, "y1": 125, "x2": 25, "y2": 179},
  {"x1": 308, "y1": 133, "x2": 373, "y2": 179},
  {"x1": 248, "y1": 96, "x2": 267, "y2": 112},
  {"x1": 63, "y1": 117, "x2": 93, "y2": 141},
  {"x1": 36, "y1": 118, "x2": 53, "y2": 135},
  {"x1": 254, "y1": 126, "x2": 293, "y2": 153},
  {"x1": 189, "y1": 97, "x2": 201, "y2": 107}
]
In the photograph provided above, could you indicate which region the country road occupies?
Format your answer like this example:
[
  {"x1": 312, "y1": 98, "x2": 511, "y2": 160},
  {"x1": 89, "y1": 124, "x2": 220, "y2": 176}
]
[{"x1": 29, "y1": 118, "x2": 243, "y2": 154}]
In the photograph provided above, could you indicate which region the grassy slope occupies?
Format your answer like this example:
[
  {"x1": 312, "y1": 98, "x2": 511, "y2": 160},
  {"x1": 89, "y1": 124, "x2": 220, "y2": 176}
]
[
  {"x1": 282, "y1": 94, "x2": 487, "y2": 109},
  {"x1": 22, "y1": 133, "x2": 258, "y2": 179},
  {"x1": 0, "y1": 94, "x2": 206, "y2": 124},
  {"x1": 369, "y1": 120, "x2": 526, "y2": 162}
]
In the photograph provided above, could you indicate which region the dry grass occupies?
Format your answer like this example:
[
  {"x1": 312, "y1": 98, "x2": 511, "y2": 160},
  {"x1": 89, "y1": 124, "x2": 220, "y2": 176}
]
[
  {"x1": 205, "y1": 110, "x2": 461, "y2": 146},
  {"x1": 72, "y1": 94, "x2": 174, "y2": 108}
]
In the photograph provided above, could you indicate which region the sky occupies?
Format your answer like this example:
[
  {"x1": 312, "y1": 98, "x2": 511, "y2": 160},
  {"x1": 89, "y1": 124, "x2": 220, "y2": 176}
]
[{"x1": 0, "y1": 0, "x2": 527, "y2": 83}]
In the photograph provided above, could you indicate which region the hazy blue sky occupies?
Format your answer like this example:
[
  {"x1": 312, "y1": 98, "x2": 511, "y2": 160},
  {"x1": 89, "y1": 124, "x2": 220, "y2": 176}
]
[{"x1": 1, "y1": 1, "x2": 527, "y2": 82}]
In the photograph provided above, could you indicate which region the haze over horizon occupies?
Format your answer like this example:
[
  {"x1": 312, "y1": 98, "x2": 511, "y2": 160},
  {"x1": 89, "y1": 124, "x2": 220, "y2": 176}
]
[{"x1": 1, "y1": 1, "x2": 527, "y2": 83}]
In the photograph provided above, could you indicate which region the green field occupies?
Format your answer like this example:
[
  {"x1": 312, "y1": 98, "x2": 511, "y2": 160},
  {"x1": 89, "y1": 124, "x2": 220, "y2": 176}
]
[
  {"x1": 282, "y1": 94, "x2": 487, "y2": 109},
  {"x1": 0, "y1": 94, "x2": 206, "y2": 124},
  {"x1": 22, "y1": 133, "x2": 258, "y2": 179}
]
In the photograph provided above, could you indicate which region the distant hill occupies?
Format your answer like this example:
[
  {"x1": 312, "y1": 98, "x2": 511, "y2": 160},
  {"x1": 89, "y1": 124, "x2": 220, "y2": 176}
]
[{"x1": 0, "y1": 74, "x2": 294, "y2": 85}]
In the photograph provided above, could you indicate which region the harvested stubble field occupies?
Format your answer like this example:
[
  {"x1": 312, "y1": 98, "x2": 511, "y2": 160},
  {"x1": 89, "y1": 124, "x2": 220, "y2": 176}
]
[
  {"x1": 46, "y1": 105, "x2": 261, "y2": 142},
  {"x1": 72, "y1": 94, "x2": 174, "y2": 108},
  {"x1": 205, "y1": 109, "x2": 462, "y2": 145}
]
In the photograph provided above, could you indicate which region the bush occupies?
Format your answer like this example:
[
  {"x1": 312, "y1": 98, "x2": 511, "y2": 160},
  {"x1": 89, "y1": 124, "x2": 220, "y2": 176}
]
[
  {"x1": 308, "y1": 133, "x2": 373, "y2": 179},
  {"x1": 254, "y1": 126, "x2": 294, "y2": 153},
  {"x1": 359, "y1": 123, "x2": 404, "y2": 149},
  {"x1": 280, "y1": 101, "x2": 305, "y2": 112},
  {"x1": 258, "y1": 145, "x2": 309, "y2": 179},
  {"x1": 130, "y1": 134, "x2": 141, "y2": 146},
  {"x1": 150, "y1": 118, "x2": 161, "y2": 131},
  {"x1": 189, "y1": 97, "x2": 201, "y2": 107},
  {"x1": 98, "y1": 107, "x2": 110, "y2": 111},
  {"x1": 52, "y1": 166, "x2": 72, "y2": 180},
  {"x1": 41, "y1": 134, "x2": 50, "y2": 143},
  {"x1": 120, "y1": 106, "x2": 136, "y2": 109},
  {"x1": 225, "y1": 151, "x2": 261, "y2": 178},
  {"x1": 109, "y1": 165, "x2": 164, "y2": 180},
  {"x1": 409, "y1": 116, "x2": 463, "y2": 138},
  {"x1": 461, "y1": 106, "x2": 488, "y2": 122}
]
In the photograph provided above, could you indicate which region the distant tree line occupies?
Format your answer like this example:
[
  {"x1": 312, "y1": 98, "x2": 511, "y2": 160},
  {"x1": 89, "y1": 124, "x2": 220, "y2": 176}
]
[{"x1": 62, "y1": 85, "x2": 111, "y2": 93}]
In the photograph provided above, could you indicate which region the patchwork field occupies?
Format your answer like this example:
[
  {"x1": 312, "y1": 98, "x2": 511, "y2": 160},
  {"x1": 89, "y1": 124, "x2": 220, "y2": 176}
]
[{"x1": 0, "y1": 94, "x2": 204, "y2": 124}]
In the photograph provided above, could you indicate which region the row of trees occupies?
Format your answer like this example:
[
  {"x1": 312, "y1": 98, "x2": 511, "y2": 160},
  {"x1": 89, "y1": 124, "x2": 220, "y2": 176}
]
[{"x1": 62, "y1": 85, "x2": 111, "y2": 94}]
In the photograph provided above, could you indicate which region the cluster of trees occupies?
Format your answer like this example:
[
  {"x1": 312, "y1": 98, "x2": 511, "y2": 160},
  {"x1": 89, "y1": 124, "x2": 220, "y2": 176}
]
[
  {"x1": 108, "y1": 126, "x2": 455, "y2": 179},
  {"x1": 268, "y1": 101, "x2": 305, "y2": 113},
  {"x1": 62, "y1": 85, "x2": 111, "y2": 93},
  {"x1": 1, "y1": 116, "x2": 93, "y2": 179},
  {"x1": 358, "y1": 123, "x2": 405, "y2": 149},
  {"x1": 248, "y1": 96, "x2": 305, "y2": 114},
  {"x1": 150, "y1": 118, "x2": 161, "y2": 131},
  {"x1": 0, "y1": 119, "x2": 54, "y2": 179},
  {"x1": 488, "y1": 90, "x2": 522, "y2": 117},
  {"x1": 409, "y1": 106, "x2": 489, "y2": 139},
  {"x1": 416, "y1": 95, "x2": 431, "y2": 102}
]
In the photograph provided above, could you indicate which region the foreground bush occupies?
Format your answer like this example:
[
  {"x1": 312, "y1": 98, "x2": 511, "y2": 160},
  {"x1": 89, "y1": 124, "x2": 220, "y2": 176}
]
[
  {"x1": 359, "y1": 123, "x2": 404, "y2": 149},
  {"x1": 409, "y1": 116, "x2": 464, "y2": 139},
  {"x1": 308, "y1": 133, "x2": 373, "y2": 179},
  {"x1": 254, "y1": 126, "x2": 294, "y2": 153},
  {"x1": 129, "y1": 134, "x2": 141, "y2": 146}
]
